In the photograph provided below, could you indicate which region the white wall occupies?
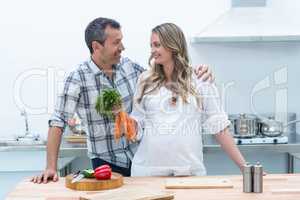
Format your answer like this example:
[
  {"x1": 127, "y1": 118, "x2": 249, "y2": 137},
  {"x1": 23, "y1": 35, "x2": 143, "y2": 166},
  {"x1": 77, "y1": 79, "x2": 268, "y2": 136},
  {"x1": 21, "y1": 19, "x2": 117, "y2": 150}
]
[
  {"x1": 0, "y1": 0, "x2": 231, "y2": 139},
  {"x1": 3, "y1": 0, "x2": 299, "y2": 139},
  {"x1": 190, "y1": 0, "x2": 300, "y2": 133},
  {"x1": 191, "y1": 42, "x2": 300, "y2": 114}
]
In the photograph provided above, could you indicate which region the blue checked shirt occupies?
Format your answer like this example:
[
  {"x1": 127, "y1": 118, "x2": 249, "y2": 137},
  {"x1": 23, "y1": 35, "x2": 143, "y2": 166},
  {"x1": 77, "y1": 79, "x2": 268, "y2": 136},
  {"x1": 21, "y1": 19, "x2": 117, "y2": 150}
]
[{"x1": 49, "y1": 57, "x2": 145, "y2": 168}]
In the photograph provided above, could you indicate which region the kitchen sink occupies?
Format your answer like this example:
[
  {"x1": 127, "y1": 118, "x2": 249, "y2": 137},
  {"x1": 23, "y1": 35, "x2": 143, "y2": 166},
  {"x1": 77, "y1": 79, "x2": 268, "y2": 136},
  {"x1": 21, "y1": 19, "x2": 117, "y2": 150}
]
[
  {"x1": 5, "y1": 140, "x2": 45, "y2": 146},
  {"x1": 0, "y1": 139, "x2": 45, "y2": 146},
  {"x1": 5, "y1": 109, "x2": 46, "y2": 146}
]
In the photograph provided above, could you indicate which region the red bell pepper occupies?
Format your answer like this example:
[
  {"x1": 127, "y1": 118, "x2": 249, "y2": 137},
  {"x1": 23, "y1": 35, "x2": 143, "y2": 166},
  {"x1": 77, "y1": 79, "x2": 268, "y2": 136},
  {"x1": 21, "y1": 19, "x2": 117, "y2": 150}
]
[
  {"x1": 95, "y1": 170, "x2": 111, "y2": 180},
  {"x1": 95, "y1": 164, "x2": 111, "y2": 173},
  {"x1": 94, "y1": 164, "x2": 112, "y2": 180}
]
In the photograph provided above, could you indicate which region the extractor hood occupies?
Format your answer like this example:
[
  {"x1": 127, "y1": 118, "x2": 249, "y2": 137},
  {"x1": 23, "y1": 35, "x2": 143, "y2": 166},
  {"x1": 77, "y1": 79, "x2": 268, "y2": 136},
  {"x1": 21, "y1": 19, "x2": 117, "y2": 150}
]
[{"x1": 192, "y1": 0, "x2": 300, "y2": 43}]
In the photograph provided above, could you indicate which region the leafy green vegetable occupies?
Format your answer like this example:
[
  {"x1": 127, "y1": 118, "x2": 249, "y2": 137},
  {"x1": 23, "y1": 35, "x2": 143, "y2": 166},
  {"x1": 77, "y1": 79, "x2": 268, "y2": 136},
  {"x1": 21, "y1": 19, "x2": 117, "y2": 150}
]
[
  {"x1": 82, "y1": 169, "x2": 95, "y2": 178},
  {"x1": 95, "y1": 88, "x2": 122, "y2": 119}
]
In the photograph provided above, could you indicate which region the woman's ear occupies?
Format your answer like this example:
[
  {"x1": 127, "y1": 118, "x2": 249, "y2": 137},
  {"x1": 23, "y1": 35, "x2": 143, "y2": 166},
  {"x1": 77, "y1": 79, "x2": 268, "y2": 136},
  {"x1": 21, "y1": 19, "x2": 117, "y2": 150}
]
[{"x1": 172, "y1": 50, "x2": 178, "y2": 56}]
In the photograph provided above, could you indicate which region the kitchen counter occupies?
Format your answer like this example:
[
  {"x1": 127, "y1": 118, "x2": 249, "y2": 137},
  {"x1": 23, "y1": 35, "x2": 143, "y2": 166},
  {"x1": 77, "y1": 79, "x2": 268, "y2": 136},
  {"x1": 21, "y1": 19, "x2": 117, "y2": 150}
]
[
  {"x1": 1, "y1": 134, "x2": 300, "y2": 173},
  {"x1": 2, "y1": 134, "x2": 300, "y2": 154},
  {"x1": 5, "y1": 174, "x2": 300, "y2": 200},
  {"x1": 59, "y1": 134, "x2": 300, "y2": 157}
]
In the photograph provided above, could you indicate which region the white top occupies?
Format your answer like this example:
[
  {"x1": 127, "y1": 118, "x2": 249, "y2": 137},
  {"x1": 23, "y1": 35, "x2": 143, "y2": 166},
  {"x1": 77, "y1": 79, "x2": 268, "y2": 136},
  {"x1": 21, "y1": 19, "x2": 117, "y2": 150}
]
[{"x1": 130, "y1": 71, "x2": 230, "y2": 176}]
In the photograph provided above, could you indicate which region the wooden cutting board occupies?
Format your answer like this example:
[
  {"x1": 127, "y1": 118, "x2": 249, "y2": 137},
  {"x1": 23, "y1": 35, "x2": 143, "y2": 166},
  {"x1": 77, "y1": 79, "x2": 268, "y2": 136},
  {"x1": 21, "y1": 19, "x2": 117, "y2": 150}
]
[
  {"x1": 64, "y1": 134, "x2": 87, "y2": 143},
  {"x1": 65, "y1": 172, "x2": 123, "y2": 191},
  {"x1": 80, "y1": 188, "x2": 174, "y2": 200},
  {"x1": 165, "y1": 177, "x2": 233, "y2": 189}
]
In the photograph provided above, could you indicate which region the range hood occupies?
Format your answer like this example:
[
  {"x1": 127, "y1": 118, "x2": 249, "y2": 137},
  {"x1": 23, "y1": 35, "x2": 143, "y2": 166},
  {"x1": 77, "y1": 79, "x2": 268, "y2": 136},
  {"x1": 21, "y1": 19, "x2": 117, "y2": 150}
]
[{"x1": 192, "y1": 0, "x2": 300, "y2": 43}]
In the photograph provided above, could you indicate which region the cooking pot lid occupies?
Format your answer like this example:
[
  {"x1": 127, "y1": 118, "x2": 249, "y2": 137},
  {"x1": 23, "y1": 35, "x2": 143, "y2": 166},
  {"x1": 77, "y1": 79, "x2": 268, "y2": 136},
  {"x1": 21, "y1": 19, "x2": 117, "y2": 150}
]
[{"x1": 232, "y1": 113, "x2": 257, "y2": 120}]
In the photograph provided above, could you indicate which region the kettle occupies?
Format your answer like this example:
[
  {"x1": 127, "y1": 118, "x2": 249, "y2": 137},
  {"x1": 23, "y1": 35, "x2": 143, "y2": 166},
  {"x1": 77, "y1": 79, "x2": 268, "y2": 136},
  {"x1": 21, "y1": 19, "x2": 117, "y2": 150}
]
[{"x1": 259, "y1": 117, "x2": 283, "y2": 137}]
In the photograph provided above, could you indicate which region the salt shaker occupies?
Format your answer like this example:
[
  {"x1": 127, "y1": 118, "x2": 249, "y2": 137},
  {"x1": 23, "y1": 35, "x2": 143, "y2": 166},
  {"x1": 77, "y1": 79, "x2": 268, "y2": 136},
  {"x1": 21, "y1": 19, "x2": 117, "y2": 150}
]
[
  {"x1": 243, "y1": 162, "x2": 253, "y2": 193},
  {"x1": 253, "y1": 162, "x2": 263, "y2": 193}
]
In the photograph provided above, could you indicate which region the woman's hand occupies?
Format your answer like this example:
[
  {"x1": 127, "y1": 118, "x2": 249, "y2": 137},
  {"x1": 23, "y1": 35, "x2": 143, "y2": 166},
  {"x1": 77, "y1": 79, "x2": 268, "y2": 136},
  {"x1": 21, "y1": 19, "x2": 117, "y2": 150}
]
[
  {"x1": 239, "y1": 163, "x2": 267, "y2": 176},
  {"x1": 194, "y1": 64, "x2": 215, "y2": 83}
]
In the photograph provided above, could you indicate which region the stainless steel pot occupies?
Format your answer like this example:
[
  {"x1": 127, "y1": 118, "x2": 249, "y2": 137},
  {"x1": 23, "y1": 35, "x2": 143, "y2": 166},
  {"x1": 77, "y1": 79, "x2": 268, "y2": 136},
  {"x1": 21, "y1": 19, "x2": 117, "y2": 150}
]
[
  {"x1": 259, "y1": 117, "x2": 283, "y2": 137},
  {"x1": 233, "y1": 113, "x2": 259, "y2": 138},
  {"x1": 258, "y1": 112, "x2": 296, "y2": 136},
  {"x1": 228, "y1": 114, "x2": 238, "y2": 134}
]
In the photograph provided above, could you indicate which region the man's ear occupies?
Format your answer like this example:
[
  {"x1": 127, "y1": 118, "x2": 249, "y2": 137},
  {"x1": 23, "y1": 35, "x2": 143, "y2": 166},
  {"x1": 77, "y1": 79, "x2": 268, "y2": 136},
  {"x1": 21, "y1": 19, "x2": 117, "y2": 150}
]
[{"x1": 91, "y1": 41, "x2": 103, "y2": 53}]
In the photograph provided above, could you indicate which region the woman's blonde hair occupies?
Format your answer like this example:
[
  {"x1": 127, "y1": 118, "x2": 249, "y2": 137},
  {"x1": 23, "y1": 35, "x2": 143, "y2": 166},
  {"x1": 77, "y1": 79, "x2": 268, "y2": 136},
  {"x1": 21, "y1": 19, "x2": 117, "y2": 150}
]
[{"x1": 136, "y1": 23, "x2": 201, "y2": 107}]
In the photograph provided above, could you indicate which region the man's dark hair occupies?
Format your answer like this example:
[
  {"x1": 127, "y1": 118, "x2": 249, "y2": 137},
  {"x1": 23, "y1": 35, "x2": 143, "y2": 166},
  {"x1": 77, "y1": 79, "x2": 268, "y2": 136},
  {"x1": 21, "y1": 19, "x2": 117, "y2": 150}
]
[{"x1": 85, "y1": 17, "x2": 121, "y2": 54}]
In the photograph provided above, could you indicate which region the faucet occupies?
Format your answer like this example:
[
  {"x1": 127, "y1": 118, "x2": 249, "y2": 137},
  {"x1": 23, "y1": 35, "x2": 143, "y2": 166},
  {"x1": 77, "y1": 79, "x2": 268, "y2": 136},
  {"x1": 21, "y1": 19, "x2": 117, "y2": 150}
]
[
  {"x1": 17, "y1": 108, "x2": 41, "y2": 141},
  {"x1": 20, "y1": 109, "x2": 30, "y2": 136}
]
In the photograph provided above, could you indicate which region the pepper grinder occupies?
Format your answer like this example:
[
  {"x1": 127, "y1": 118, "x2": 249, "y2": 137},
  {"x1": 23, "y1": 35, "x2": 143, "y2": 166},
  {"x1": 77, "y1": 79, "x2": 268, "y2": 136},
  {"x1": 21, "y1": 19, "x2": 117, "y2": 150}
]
[
  {"x1": 253, "y1": 162, "x2": 263, "y2": 193},
  {"x1": 242, "y1": 162, "x2": 253, "y2": 193}
]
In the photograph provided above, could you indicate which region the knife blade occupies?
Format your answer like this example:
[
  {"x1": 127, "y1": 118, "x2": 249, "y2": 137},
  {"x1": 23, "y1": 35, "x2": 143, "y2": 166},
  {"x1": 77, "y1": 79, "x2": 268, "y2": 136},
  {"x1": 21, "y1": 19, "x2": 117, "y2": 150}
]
[
  {"x1": 71, "y1": 173, "x2": 85, "y2": 183},
  {"x1": 72, "y1": 170, "x2": 81, "y2": 178}
]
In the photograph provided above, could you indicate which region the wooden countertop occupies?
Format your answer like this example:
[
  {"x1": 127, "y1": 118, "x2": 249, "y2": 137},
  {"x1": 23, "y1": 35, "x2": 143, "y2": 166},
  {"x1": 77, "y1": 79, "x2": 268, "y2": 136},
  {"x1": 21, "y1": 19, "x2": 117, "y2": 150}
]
[{"x1": 5, "y1": 174, "x2": 300, "y2": 200}]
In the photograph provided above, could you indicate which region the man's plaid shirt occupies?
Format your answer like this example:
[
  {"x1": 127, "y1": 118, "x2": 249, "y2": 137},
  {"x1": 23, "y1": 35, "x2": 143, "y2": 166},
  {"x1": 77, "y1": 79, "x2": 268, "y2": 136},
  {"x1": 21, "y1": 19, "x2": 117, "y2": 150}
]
[{"x1": 49, "y1": 57, "x2": 145, "y2": 168}]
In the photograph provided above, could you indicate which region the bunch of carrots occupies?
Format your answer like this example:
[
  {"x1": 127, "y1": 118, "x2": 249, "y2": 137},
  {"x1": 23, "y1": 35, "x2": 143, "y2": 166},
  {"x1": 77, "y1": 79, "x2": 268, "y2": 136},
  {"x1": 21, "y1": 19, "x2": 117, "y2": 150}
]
[{"x1": 95, "y1": 88, "x2": 136, "y2": 142}]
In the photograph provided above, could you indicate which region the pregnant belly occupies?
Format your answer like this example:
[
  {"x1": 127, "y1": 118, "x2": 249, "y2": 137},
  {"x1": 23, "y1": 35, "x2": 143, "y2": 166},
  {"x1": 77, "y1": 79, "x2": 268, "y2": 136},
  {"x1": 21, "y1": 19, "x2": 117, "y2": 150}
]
[{"x1": 135, "y1": 128, "x2": 203, "y2": 166}]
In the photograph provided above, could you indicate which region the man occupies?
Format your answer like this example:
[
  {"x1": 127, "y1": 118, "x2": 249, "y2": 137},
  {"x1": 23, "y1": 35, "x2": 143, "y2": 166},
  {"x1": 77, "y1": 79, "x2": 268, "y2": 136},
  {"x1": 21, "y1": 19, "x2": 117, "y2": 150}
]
[{"x1": 31, "y1": 17, "x2": 213, "y2": 183}]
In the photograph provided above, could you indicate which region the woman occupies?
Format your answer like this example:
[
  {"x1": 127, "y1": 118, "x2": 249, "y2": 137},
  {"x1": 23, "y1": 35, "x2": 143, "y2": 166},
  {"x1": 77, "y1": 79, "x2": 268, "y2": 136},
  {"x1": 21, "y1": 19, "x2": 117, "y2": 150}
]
[{"x1": 129, "y1": 23, "x2": 246, "y2": 176}]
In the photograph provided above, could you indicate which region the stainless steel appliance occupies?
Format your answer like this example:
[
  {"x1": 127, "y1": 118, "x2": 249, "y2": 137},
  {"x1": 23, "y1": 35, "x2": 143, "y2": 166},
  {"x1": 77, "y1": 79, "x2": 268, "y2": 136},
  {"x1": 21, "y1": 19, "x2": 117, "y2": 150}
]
[
  {"x1": 234, "y1": 135, "x2": 288, "y2": 145},
  {"x1": 232, "y1": 113, "x2": 259, "y2": 138},
  {"x1": 259, "y1": 117, "x2": 283, "y2": 137},
  {"x1": 258, "y1": 113, "x2": 297, "y2": 138},
  {"x1": 228, "y1": 113, "x2": 296, "y2": 145}
]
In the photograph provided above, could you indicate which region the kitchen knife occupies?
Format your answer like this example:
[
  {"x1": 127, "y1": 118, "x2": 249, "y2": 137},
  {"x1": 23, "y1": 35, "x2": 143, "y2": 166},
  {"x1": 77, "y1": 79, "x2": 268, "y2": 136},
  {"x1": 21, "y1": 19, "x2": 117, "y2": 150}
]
[{"x1": 71, "y1": 173, "x2": 85, "y2": 183}]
